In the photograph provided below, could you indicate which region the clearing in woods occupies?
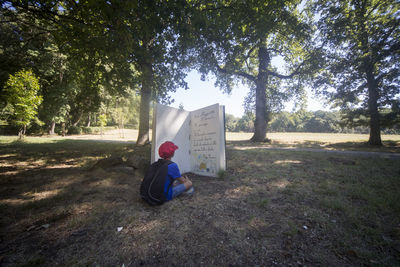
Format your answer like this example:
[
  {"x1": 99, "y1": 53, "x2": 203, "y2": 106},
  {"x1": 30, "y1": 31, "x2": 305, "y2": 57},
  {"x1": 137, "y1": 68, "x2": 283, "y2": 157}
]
[{"x1": 0, "y1": 131, "x2": 399, "y2": 266}]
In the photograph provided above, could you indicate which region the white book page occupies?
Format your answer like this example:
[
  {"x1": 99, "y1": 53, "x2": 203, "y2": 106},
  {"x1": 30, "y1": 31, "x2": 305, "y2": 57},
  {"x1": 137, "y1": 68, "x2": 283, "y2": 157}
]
[
  {"x1": 151, "y1": 104, "x2": 191, "y2": 174},
  {"x1": 190, "y1": 104, "x2": 222, "y2": 176},
  {"x1": 152, "y1": 103, "x2": 226, "y2": 177}
]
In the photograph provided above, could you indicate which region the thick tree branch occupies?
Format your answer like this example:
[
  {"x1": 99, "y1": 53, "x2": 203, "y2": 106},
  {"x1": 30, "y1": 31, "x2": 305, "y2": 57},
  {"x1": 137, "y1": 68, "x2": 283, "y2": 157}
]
[
  {"x1": 266, "y1": 47, "x2": 284, "y2": 57},
  {"x1": 216, "y1": 65, "x2": 256, "y2": 82},
  {"x1": 267, "y1": 61, "x2": 305, "y2": 79},
  {"x1": 375, "y1": 21, "x2": 400, "y2": 52},
  {"x1": 377, "y1": 41, "x2": 400, "y2": 61},
  {"x1": 366, "y1": 1, "x2": 382, "y2": 19},
  {"x1": 21, "y1": 31, "x2": 49, "y2": 45},
  {"x1": 375, "y1": 68, "x2": 399, "y2": 84},
  {"x1": 246, "y1": 43, "x2": 258, "y2": 60},
  {"x1": 355, "y1": 81, "x2": 368, "y2": 92},
  {"x1": 0, "y1": 19, "x2": 18, "y2": 23},
  {"x1": 244, "y1": 45, "x2": 255, "y2": 70}
]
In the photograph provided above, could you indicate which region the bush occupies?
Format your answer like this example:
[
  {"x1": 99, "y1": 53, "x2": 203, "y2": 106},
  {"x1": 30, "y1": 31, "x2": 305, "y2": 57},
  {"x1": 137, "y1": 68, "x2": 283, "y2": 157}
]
[
  {"x1": 93, "y1": 127, "x2": 105, "y2": 133},
  {"x1": 124, "y1": 124, "x2": 138, "y2": 129},
  {"x1": 26, "y1": 123, "x2": 45, "y2": 135},
  {"x1": 67, "y1": 126, "x2": 82, "y2": 135},
  {"x1": 81, "y1": 127, "x2": 93, "y2": 134},
  {"x1": 82, "y1": 127, "x2": 110, "y2": 134},
  {"x1": 217, "y1": 169, "x2": 227, "y2": 180},
  {"x1": 0, "y1": 125, "x2": 19, "y2": 135}
]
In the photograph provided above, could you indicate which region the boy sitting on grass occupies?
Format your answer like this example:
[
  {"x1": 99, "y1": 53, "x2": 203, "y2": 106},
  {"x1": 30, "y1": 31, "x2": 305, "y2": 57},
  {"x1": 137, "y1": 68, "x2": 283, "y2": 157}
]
[{"x1": 140, "y1": 141, "x2": 194, "y2": 205}]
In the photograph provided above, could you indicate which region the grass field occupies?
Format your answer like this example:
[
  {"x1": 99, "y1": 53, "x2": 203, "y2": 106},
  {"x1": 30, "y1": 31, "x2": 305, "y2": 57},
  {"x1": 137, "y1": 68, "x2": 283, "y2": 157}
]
[
  {"x1": 0, "y1": 134, "x2": 399, "y2": 265},
  {"x1": 2, "y1": 130, "x2": 399, "y2": 151},
  {"x1": 227, "y1": 132, "x2": 400, "y2": 152},
  {"x1": 227, "y1": 131, "x2": 400, "y2": 143}
]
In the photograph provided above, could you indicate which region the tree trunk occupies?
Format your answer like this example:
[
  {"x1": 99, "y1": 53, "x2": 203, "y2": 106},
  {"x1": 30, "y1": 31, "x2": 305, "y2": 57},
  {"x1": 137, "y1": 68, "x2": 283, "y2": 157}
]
[
  {"x1": 18, "y1": 127, "x2": 23, "y2": 139},
  {"x1": 87, "y1": 113, "x2": 91, "y2": 127},
  {"x1": 61, "y1": 122, "x2": 66, "y2": 137},
  {"x1": 251, "y1": 46, "x2": 269, "y2": 142},
  {"x1": 251, "y1": 79, "x2": 267, "y2": 141},
  {"x1": 366, "y1": 73, "x2": 382, "y2": 146},
  {"x1": 49, "y1": 121, "x2": 56, "y2": 135},
  {"x1": 19, "y1": 125, "x2": 27, "y2": 139},
  {"x1": 136, "y1": 60, "x2": 153, "y2": 146},
  {"x1": 356, "y1": 2, "x2": 382, "y2": 146},
  {"x1": 72, "y1": 113, "x2": 82, "y2": 127}
]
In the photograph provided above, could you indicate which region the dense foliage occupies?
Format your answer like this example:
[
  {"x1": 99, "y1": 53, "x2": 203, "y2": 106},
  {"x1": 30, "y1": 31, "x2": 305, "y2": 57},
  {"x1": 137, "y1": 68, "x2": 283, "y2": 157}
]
[
  {"x1": 189, "y1": 0, "x2": 316, "y2": 141},
  {"x1": 1, "y1": 69, "x2": 42, "y2": 137},
  {"x1": 226, "y1": 110, "x2": 400, "y2": 134},
  {"x1": 0, "y1": 1, "x2": 191, "y2": 143},
  {"x1": 0, "y1": 0, "x2": 398, "y2": 141}
]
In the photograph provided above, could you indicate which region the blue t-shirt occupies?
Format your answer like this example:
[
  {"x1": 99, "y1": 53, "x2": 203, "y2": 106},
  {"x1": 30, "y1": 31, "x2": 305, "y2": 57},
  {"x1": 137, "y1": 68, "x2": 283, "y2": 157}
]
[{"x1": 164, "y1": 162, "x2": 181, "y2": 200}]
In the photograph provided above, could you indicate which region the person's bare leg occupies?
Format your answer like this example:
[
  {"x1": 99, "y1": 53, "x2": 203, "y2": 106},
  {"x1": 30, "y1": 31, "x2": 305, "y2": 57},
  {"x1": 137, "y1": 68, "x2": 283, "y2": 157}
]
[{"x1": 183, "y1": 179, "x2": 192, "y2": 190}]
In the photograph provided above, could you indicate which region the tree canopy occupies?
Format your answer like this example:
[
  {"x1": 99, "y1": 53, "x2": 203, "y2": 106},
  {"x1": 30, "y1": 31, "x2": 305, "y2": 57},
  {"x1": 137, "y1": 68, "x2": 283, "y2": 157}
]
[
  {"x1": 187, "y1": 0, "x2": 316, "y2": 141},
  {"x1": 312, "y1": 0, "x2": 400, "y2": 145},
  {"x1": 2, "y1": 69, "x2": 42, "y2": 137},
  {"x1": 0, "y1": 0, "x2": 399, "y2": 142},
  {"x1": 1, "y1": 0, "x2": 193, "y2": 143}
]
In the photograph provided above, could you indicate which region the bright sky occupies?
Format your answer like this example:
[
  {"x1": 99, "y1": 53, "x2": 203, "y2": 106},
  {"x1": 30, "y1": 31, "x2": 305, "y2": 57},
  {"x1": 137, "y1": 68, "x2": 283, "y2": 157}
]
[{"x1": 169, "y1": 70, "x2": 328, "y2": 118}]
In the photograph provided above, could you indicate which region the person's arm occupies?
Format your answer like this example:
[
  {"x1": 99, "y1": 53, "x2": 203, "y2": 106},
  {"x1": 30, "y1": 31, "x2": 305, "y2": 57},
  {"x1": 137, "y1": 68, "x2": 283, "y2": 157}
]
[
  {"x1": 176, "y1": 175, "x2": 187, "y2": 184},
  {"x1": 176, "y1": 175, "x2": 192, "y2": 189},
  {"x1": 170, "y1": 163, "x2": 192, "y2": 189}
]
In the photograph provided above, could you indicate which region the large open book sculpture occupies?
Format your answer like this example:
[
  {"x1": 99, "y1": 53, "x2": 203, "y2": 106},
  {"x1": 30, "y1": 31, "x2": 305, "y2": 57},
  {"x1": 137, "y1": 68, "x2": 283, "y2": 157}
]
[{"x1": 151, "y1": 103, "x2": 226, "y2": 177}]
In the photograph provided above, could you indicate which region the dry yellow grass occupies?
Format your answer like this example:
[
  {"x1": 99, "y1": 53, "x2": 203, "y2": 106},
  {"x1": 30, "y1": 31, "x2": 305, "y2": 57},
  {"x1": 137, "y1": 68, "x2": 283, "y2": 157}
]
[
  {"x1": 62, "y1": 129, "x2": 400, "y2": 144},
  {"x1": 226, "y1": 132, "x2": 400, "y2": 143},
  {"x1": 2, "y1": 130, "x2": 399, "y2": 152}
]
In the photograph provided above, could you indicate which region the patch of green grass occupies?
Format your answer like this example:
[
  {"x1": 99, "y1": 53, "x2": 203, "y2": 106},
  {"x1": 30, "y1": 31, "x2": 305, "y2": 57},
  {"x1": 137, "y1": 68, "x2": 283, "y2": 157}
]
[
  {"x1": 319, "y1": 196, "x2": 347, "y2": 213},
  {"x1": 257, "y1": 198, "x2": 269, "y2": 208},
  {"x1": 22, "y1": 255, "x2": 46, "y2": 267},
  {"x1": 217, "y1": 169, "x2": 227, "y2": 180},
  {"x1": 246, "y1": 194, "x2": 270, "y2": 209},
  {"x1": 283, "y1": 220, "x2": 299, "y2": 237}
]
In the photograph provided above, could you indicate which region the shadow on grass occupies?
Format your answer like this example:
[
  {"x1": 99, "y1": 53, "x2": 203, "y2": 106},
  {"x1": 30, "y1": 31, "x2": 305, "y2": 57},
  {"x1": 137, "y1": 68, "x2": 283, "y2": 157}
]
[
  {"x1": 226, "y1": 139, "x2": 400, "y2": 153},
  {"x1": 1, "y1": 140, "x2": 400, "y2": 266},
  {"x1": 325, "y1": 140, "x2": 400, "y2": 152},
  {"x1": 1, "y1": 139, "x2": 134, "y2": 153},
  {"x1": 0, "y1": 140, "x2": 152, "y2": 266}
]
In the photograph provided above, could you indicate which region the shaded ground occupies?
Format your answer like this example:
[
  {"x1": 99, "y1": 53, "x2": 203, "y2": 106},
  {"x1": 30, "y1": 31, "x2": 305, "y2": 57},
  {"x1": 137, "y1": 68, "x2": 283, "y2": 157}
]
[{"x1": 0, "y1": 139, "x2": 399, "y2": 266}]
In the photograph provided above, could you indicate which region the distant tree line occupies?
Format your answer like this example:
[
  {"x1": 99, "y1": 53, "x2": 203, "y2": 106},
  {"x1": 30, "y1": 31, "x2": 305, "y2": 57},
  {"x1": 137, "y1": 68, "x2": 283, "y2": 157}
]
[
  {"x1": 226, "y1": 110, "x2": 400, "y2": 134},
  {"x1": 0, "y1": 79, "x2": 143, "y2": 136}
]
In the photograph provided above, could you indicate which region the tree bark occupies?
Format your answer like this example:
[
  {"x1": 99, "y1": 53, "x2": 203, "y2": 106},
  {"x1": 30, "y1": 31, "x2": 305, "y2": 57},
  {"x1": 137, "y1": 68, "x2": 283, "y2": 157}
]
[
  {"x1": 251, "y1": 46, "x2": 269, "y2": 142},
  {"x1": 61, "y1": 122, "x2": 66, "y2": 137},
  {"x1": 87, "y1": 113, "x2": 91, "y2": 127},
  {"x1": 18, "y1": 127, "x2": 23, "y2": 139},
  {"x1": 72, "y1": 113, "x2": 82, "y2": 127},
  {"x1": 136, "y1": 59, "x2": 153, "y2": 146},
  {"x1": 366, "y1": 72, "x2": 382, "y2": 146},
  {"x1": 356, "y1": 2, "x2": 382, "y2": 146},
  {"x1": 49, "y1": 121, "x2": 56, "y2": 135},
  {"x1": 19, "y1": 125, "x2": 26, "y2": 139}
]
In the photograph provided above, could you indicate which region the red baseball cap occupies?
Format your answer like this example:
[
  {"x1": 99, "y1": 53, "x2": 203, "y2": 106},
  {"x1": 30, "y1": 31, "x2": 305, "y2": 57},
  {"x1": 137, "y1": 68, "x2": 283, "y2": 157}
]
[{"x1": 158, "y1": 141, "x2": 179, "y2": 159}]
